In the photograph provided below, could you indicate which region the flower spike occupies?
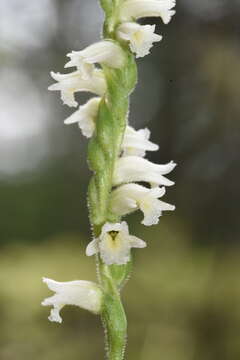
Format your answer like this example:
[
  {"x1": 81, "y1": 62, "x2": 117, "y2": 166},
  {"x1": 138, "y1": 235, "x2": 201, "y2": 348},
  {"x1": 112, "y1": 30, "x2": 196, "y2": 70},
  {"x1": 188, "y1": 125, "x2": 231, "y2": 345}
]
[{"x1": 45, "y1": 0, "x2": 177, "y2": 358}]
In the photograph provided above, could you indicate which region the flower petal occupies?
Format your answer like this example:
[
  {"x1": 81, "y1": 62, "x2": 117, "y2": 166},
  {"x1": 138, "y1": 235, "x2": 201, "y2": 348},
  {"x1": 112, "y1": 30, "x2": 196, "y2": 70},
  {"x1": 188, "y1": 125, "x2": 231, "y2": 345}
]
[
  {"x1": 65, "y1": 41, "x2": 125, "y2": 71},
  {"x1": 120, "y1": 0, "x2": 176, "y2": 24},
  {"x1": 48, "y1": 70, "x2": 106, "y2": 107},
  {"x1": 42, "y1": 278, "x2": 103, "y2": 323},
  {"x1": 91, "y1": 222, "x2": 145, "y2": 265},
  {"x1": 117, "y1": 22, "x2": 162, "y2": 58},
  {"x1": 64, "y1": 97, "x2": 101, "y2": 138},
  {"x1": 122, "y1": 126, "x2": 159, "y2": 157},
  {"x1": 110, "y1": 183, "x2": 175, "y2": 226},
  {"x1": 129, "y1": 235, "x2": 147, "y2": 248},
  {"x1": 113, "y1": 156, "x2": 176, "y2": 187},
  {"x1": 86, "y1": 239, "x2": 99, "y2": 256}
]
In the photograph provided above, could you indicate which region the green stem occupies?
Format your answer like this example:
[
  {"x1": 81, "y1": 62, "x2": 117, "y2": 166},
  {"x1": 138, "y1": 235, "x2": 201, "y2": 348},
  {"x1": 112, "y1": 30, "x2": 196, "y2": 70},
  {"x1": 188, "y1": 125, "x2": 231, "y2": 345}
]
[
  {"x1": 100, "y1": 263, "x2": 127, "y2": 360},
  {"x1": 87, "y1": 2, "x2": 137, "y2": 359}
]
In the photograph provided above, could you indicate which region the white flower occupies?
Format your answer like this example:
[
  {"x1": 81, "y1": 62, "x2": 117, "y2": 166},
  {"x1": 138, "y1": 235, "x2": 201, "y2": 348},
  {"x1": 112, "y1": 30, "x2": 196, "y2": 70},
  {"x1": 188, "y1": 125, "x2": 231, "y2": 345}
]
[
  {"x1": 113, "y1": 156, "x2": 176, "y2": 187},
  {"x1": 117, "y1": 22, "x2": 162, "y2": 58},
  {"x1": 110, "y1": 183, "x2": 175, "y2": 226},
  {"x1": 66, "y1": 61, "x2": 94, "y2": 80},
  {"x1": 86, "y1": 222, "x2": 146, "y2": 265},
  {"x1": 122, "y1": 126, "x2": 159, "y2": 157},
  {"x1": 65, "y1": 41, "x2": 125, "y2": 77},
  {"x1": 48, "y1": 69, "x2": 106, "y2": 107},
  {"x1": 120, "y1": 0, "x2": 176, "y2": 24},
  {"x1": 42, "y1": 278, "x2": 103, "y2": 323},
  {"x1": 64, "y1": 97, "x2": 101, "y2": 138}
]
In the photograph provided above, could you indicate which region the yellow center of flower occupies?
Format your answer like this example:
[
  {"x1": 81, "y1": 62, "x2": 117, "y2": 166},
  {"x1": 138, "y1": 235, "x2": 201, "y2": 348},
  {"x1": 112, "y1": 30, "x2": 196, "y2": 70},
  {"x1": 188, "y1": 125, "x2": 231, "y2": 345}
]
[
  {"x1": 104, "y1": 231, "x2": 123, "y2": 251},
  {"x1": 109, "y1": 231, "x2": 118, "y2": 240},
  {"x1": 132, "y1": 31, "x2": 144, "y2": 46}
]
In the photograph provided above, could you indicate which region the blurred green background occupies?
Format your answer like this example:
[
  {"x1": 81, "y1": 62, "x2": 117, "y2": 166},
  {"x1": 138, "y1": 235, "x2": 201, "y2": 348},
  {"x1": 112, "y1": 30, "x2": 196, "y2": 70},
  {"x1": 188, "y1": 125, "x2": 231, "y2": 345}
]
[{"x1": 0, "y1": 1, "x2": 240, "y2": 359}]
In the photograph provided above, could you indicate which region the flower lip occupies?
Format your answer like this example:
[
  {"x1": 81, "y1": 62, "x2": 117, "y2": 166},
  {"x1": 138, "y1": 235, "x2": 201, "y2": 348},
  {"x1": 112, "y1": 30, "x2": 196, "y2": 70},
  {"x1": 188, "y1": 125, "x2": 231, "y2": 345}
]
[{"x1": 48, "y1": 69, "x2": 106, "y2": 107}]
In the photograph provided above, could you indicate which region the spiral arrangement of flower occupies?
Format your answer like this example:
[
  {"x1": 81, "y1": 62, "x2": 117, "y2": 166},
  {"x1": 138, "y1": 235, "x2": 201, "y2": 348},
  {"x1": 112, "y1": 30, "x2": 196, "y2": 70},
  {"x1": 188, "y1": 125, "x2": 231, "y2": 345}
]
[{"x1": 42, "y1": 1, "x2": 176, "y2": 359}]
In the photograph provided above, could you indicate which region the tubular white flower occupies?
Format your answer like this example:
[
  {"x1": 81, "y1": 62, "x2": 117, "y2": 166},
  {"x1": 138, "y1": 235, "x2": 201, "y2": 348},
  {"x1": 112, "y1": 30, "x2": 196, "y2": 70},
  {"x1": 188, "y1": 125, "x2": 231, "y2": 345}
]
[
  {"x1": 42, "y1": 278, "x2": 103, "y2": 323},
  {"x1": 65, "y1": 41, "x2": 125, "y2": 77},
  {"x1": 113, "y1": 156, "x2": 176, "y2": 187},
  {"x1": 117, "y1": 23, "x2": 162, "y2": 58},
  {"x1": 122, "y1": 126, "x2": 159, "y2": 157},
  {"x1": 86, "y1": 222, "x2": 146, "y2": 265},
  {"x1": 48, "y1": 70, "x2": 106, "y2": 107},
  {"x1": 120, "y1": 0, "x2": 176, "y2": 24},
  {"x1": 64, "y1": 97, "x2": 101, "y2": 138},
  {"x1": 110, "y1": 183, "x2": 175, "y2": 226}
]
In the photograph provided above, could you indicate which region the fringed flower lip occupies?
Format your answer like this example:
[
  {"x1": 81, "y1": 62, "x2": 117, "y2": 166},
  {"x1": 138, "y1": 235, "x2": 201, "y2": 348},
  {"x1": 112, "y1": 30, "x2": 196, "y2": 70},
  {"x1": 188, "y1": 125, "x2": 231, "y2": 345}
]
[
  {"x1": 86, "y1": 221, "x2": 146, "y2": 265},
  {"x1": 48, "y1": 69, "x2": 106, "y2": 107},
  {"x1": 42, "y1": 278, "x2": 103, "y2": 323}
]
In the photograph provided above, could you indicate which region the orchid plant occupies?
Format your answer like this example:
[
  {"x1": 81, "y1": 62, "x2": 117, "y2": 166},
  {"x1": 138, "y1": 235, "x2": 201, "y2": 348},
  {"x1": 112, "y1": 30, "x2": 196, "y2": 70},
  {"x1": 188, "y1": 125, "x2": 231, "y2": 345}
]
[{"x1": 42, "y1": 0, "x2": 176, "y2": 359}]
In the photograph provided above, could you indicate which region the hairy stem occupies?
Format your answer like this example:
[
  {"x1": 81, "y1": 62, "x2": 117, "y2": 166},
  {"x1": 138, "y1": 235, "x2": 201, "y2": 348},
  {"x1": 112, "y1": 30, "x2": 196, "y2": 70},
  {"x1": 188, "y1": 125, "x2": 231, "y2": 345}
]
[
  {"x1": 101, "y1": 263, "x2": 127, "y2": 360},
  {"x1": 87, "y1": 2, "x2": 137, "y2": 359}
]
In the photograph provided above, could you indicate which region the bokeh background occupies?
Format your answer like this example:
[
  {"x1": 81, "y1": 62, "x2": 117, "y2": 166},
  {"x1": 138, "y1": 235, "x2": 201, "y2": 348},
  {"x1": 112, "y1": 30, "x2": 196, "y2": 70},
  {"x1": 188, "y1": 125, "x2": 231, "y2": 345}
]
[{"x1": 0, "y1": 1, "x2": 240, "y2": 359}]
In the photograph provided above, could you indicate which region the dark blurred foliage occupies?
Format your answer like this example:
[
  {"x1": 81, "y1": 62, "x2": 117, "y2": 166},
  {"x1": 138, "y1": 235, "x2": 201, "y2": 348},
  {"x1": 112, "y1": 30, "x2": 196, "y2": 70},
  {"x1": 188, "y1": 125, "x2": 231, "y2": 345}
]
[{"x1": 0, "y1": 1, "x2": 240, "y2": 359}]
